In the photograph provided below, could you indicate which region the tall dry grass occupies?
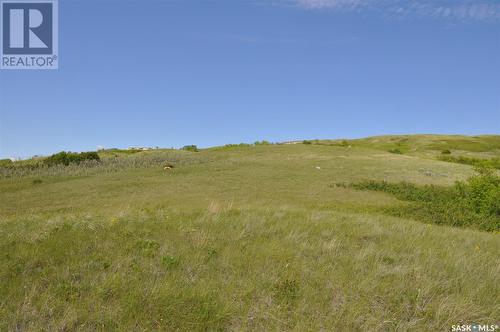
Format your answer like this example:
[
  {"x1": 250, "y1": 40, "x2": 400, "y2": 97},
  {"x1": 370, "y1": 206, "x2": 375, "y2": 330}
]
[{"x1": 0, "y1": 151, "x2": 213, "y2": 179}]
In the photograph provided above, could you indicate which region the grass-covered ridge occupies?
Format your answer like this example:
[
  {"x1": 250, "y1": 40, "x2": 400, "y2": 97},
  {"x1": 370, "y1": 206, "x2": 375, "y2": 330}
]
[
  {"x1": 310, "y1": 134, "x2": 500, "y2": 157},
  {"x1": 0, "y1": 135, "x2": 499, "y2": 330}
]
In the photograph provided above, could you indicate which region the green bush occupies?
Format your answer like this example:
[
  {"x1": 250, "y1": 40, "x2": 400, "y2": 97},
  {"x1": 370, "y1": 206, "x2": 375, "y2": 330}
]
[
  {"x1": 438, "y1": 155, "x2": 500, "y2": 170},
  {"x1": 441, "y1": 149, "x2": 451, "y2": 155},
  {"x1": 351, "y1": 166, "x2": 500, "y2": 231},
  {"x1": 456, "y1": 167, "x2": 500, "y2": 216},
  {"x1": 182, "y1": 145, "x2": 199, "y2": 152},
  {"x1": 254, "y1": 140, "x2": 271, "y2": 146},
  {"x1": 44, "y1": 151, "x2": 100, "y2": 167},
  {"x1": 0, "y1": 159, "x2": 13, "y2": 168},
  {"x1": 302, "y1": 140, "x2": 312, "y2": 145},
  {"x1": 352, "y1": 180, "x2": 454, "y2": 203}
]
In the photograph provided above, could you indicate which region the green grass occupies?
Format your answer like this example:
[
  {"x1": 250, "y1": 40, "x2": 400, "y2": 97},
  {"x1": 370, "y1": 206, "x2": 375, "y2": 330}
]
[
  {"x1": 0, "y1": 135, "x2": 499, "y2": 330},
  {"x1": 313, "y1": 134, "x2": 500, "y2": 158}
]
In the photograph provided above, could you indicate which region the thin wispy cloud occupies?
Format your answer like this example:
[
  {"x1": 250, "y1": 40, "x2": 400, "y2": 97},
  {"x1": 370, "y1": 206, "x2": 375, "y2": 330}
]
[
  {"x1": 295, "y1": 0, "x2": 372, "y2": 10},
  {"x1": 292, "y1": 0, "x2": 500, "y2": 21}
]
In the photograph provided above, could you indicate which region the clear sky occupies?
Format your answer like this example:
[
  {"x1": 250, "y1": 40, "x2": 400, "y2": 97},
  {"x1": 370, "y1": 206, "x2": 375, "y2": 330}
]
[{"x1": 0, "y1": 0, "x2": 499, "y2": 159}]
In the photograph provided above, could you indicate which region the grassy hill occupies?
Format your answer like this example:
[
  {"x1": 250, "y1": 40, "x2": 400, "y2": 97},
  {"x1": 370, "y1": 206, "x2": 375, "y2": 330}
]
[{"x1": 0, "y1": 135, "x2": 499, "y2": 330}]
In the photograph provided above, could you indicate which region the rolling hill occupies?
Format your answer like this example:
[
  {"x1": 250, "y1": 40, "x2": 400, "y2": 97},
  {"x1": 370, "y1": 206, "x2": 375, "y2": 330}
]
[{"x1": 0, "y1": 135, "x2": 499, "y2": 331}]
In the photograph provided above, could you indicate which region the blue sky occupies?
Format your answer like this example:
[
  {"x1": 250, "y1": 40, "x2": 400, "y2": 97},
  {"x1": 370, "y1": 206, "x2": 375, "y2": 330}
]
[{"x1": 0, "y1": 0, "x2": 499, "y2": 159}]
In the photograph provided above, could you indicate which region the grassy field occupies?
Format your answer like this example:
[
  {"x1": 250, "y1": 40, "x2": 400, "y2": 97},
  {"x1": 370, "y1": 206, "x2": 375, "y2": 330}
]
[{"x1": 0, "y1": 135, "x2": 499, "y2": 331}]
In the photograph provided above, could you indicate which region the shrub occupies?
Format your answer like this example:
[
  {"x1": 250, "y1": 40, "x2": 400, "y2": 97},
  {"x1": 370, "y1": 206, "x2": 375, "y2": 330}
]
[
  {"x1": 438, "y1": 155, "x2": 500, "y2": 170},
  {"x1": 351, "y1": 166, "x2": 500, "y2": 231},
  {"x1": 303, "y1": 140, "x2": 312, "y2": 145},
  {"x1": 0, "y1": 159, "x2": 13, "y2": 167},
  {"x1": 32, "y1": 179, "x2": 43, "y2": 185},
  {"x1": 456, "y1": 166, "x2": 500, "y2": 216},
  {"x1": 352, "y1": 180, "x2": 453, "y2": 203},
  {"x1": 254, "y1": 140, "x2": 271, "y2": 146},
  {"x1": 340, "y1": 140, "x2": 349, "y2": 147},
  {"x1": 182, "y1": 145, "x2": 199, "y2": 152},
  {"x1": 441, "y1": 149, "x2": 451, "y2": 155},
  {"x1": 44, "y1": 151, "x2": 100, "y2": 167}
]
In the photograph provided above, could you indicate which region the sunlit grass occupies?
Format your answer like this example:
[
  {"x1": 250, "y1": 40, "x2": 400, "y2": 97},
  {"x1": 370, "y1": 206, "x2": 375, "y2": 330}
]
[
  {"x1": 0, "y1": 135, "x2": 499, "y2": 330},
  {"x1": 1, "y1": 209, "x2": 498, "y2": 331}
]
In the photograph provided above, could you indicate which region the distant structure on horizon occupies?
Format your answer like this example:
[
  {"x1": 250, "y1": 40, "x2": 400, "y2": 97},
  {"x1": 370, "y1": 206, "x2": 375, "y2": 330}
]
[{"x1": 127, "y1": 147, "x2": 152, "y2": 151}]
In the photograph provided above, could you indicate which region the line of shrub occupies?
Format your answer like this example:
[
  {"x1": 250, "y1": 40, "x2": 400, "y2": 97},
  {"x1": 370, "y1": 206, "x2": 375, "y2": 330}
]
[
  {"x1": 438, "y1": 155, "x2": 500, "y2": 170},
  {"x1": 254, "y1": 140, "x2": 271, "y2": 145},
  {"x1": 351, "y1": 167, "x2": 500, "y2": 232}
]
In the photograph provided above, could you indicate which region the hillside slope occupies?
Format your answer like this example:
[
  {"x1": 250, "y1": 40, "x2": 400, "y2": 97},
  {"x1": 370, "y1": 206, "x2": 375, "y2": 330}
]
[{"x1": 0, "y1": 135, "x2": 499, "y2": 331}]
